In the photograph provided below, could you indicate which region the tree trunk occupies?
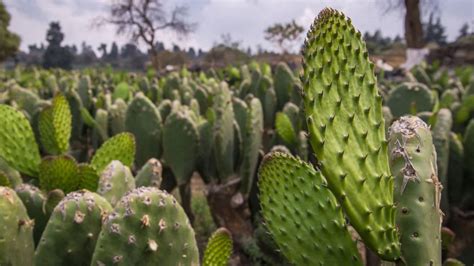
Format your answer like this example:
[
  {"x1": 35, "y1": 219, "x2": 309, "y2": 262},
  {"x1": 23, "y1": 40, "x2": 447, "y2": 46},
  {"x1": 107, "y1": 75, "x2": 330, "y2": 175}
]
[
  {"x1": 404, "y1": 0, "x2": 424, "y2": 48},
  {"x1": 206, "y1": 178, "x2": 253, "y2": 244},
  {"x1": 150, "y1": 48, "x2": 160, "y2": 70}
]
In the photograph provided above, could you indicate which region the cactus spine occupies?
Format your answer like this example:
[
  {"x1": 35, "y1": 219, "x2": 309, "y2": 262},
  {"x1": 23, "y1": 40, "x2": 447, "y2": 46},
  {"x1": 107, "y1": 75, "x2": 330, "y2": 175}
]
[{"x1": 388, "y1": 116, "x2": 442, "y2": 265}]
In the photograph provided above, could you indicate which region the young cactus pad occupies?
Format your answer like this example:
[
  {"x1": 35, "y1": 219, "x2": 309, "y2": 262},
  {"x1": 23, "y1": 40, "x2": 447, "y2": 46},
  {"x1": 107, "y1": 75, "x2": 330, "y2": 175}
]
[
  {"x1": 97, "y1": 160, "x2": 136, "y2": 206},
  {"x1": 91, "y1": 187, "x2": 199, "y2": 265},
  {"x1": 301, "y1": 8, "x2": 400, "y2": 259},
  {"x1": 35, "y1": 190, "x2": 113, "y2": 266},
  {"x1": 0, "y1": 186, "x2": 35, "y2": 266},
  {"x1": 258, "y1": 152, "x2": 362, "y2": 265},
  {"x1": 203, "y1": 228, "x2": 233, "y2": 266},
  {"x1": 90, "y1": 132, "x2": 136, "y2": 174},
  {"x1": 388, "y1": 116, "x2": 442, "y2": 265},
  {"x1": 0, "y1": 104, "x2": 41, "y2": 177}
]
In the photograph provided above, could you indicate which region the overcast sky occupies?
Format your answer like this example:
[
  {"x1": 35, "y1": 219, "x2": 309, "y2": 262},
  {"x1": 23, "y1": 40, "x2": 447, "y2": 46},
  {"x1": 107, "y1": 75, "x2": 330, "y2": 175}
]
[{"x1": 4, "y1": 0, "x2": 474, "y2": 53}]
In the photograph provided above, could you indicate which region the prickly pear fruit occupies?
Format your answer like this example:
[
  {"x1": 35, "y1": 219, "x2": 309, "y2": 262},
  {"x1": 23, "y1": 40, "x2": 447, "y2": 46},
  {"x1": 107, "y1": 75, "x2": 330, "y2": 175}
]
[
  {"x1": 125, "y1": 93, "x2": 162, "y2": 168},
  {"x1": 135, "y1": 158, "x2": 162, "y2": 188},
  {"x1": 388, "y1": 116, "x2": 442, "y2": 266},
  {"x1": 15, "y1": 184, "x2": 48, "y2": 246},
  {"x1": 97, "y1": 160, "x2": 136, "y2": 206},
  {"x1": 91, "y1": 187, "x2": 199, "y2": 265},
  {"x1": 35, "y1": 190, "x2": 113, "y2": 266},
  {"x1": 203, "y1": 228, "x2": 233, "y2": 266},
  {"x1": 301, "y1": 8, "x2": 400, "y2": 259},
  {"x1": 0, "y1": 186, "x2": 35, "y2": 266},
  {"x1": 91, "y1": 132, "x2": 136, "y2": 174},
  {"x1": 0, "y1": 104, "x2": 41, "y2": 177},
  {"x1": 258, "y1": 152, "x2": 362, "y2": 265}
]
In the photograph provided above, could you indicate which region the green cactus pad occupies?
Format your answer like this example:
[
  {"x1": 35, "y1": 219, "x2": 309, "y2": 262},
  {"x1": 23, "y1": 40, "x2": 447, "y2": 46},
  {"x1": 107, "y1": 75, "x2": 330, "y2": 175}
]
[
  {"x1": 15, "y1": 184, "x2": 48, "y2": 246},
  {"x1": 203, "y1": 228, "x2": 233, "y2": 266},
  {"x1": 0, "y1": 104, "x2": 41, "y2": 177},
  {"x1": 258, "y1": 152, "x2": 362, "y2": 265},
  {"x1": 97, "y1": 160, "x2": 136, "y2": 206},
  {"x1": 77, "y1": 163, "x2": 100, "y2": 191},
  {"x1": 388, "y1": 116, "x2": 442, "y2": 265},
  {"x1": 273, "y1": 62, "x2": 295, "y2": 109},
  {"x1": 135, "y1": 158, "x2": 162, "y2": 188},
  {"x1": 39, "y1": 155, "x2": 79, "y2": 193},
  {"x1": 447, "y1": 132, "x2": 464, "y2": 205},
  {"x1": 464, "y1": 119, "x2": 474, "y2": 182},
  {"x1": 0, "y1": 157, "x2": 22, "y2": 188},
  {"x1": 125, "y1": 93, "x2": 162, "y2": 168},
  {"x1": 301, "y1": 8, "x2": 400, "y2": 259},
  {"x1": 0, "y1": 171, "x2": 10, "y2": 187},
  {"x1": 35, "y1": 190, "x2": 113, "y2": 266},
  {"x1": 386, "y1": 82, "x2": 435, "y2": 117},
  {"x1": 91, "y1": 132, "x2": 136, "y2": 174},
  {"x1": 109, "y1": 99, "x2": 127, "y2": 135},
  {"x1": 275, "y1": 112, "x2": 297, "y2": 145},
  {"x1": 162, "y1": 108, "x2": 199, "y2": 185},
  {"x1": 0, "y1": 186, "x2": 35, "y2": 266},
  {"x1": 91, "y1": 187, "x2": 199, "y2": 265},
  {"x1": 38, "y1": 93, "x2": 72, "y2": 155}
]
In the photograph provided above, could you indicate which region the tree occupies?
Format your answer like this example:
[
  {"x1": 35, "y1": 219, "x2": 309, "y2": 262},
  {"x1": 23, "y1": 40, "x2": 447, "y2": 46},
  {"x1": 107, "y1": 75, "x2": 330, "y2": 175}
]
[
  {"x1": 42, "y1": 22, "x2": 73, "y2": 69},
  {"x1": 95, "y1": 0, "x2": 196, "y2": 70},
  {"x1": 264, "y1": 20, "x2": 304, "y2": 54},
  {"x1": 98, "y1": 43, "x2": 107, "y2": 58},
  {"x1": 423, "y1": 12, "x2": 447, "y2": 45},
  {"x1": 0, "y1": 1, "x2": 21, "y2": 62},
  {"x1": 458, "y1": 23, "x2": 470, "y2": 40},
  {"x1": 109, "y1": 42, "x2": 119, "y2": 60}
]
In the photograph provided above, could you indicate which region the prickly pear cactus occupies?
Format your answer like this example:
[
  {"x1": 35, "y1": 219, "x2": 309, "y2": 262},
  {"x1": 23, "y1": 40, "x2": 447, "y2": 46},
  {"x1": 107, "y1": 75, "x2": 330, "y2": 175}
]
[
  {"x1": 0, "y1": 104, "x2": 41, "y2": 177},
  {"x1": 203, "y1": 228, "x2": 233, "y2": 266},
  {"x1": 275, "y1": 112, "x2": 297, "y2": 145},
  {"x1": 386, "y1": 82, "x2": 435, "y2": 117},
  {"x1": 15, "y1": 184, "x2": 48, "y2": 246},
  {"x1": 135, "y1": 158, "x2": 162, "y2": 188},
  {"x1": 388, "y1": 116, "x2": 442, "y2": 266},
  {"x1": 162, "y1": 108, "x2": 199, "y2": 185},
  {"x1": 464, "y1": 119, "x2": 474, "y2": 182},
  {"x1": 301, "y1": 8, "x2": 400, "y2": 259},
  {"x1": 38, "y1": 93, "x2": 72, "y2": 155},
  {"x1": 258, "y1": 152, "x2": 362, "y2": 265},
  {"x1": 0, "y1": 186, "x2": 35, "y2": 266},
  {"x1": 91, "y1": 187, "x2": 199, "y2": 265},
  {"x1": 125, "y1": 93, "x2": 162, "y2": 168},
  {"x1": 109, "y1": 99, "x2": 127, "y2": 135},
  {"x1": 97, "y1": 160, "x2": 136, "y2": 206},
  {"x1": 273, "y1": 62, "x2": 295, "y2": 109},
  {"x1": 91, "y1": 132, "x2": 136, "y2": 174},
  {"x1": 35, "y1": 190, "x2": 113, "y2": 266},
  {"x1": 447, "y1": 132, "x2": 464, "y2": 205},
  {"x1": 0, "y1": 157, "x2": 22, "y2": 188},
  {"x1": 39, "y1": 155, "x2": 79, "y2": 193}
]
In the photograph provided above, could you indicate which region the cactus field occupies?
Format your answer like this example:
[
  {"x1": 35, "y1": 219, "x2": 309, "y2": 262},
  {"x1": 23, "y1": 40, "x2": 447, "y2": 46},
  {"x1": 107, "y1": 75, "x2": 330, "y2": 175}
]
[{"x1": 1, "y1": 7, "x2": 474, "y2": 266}]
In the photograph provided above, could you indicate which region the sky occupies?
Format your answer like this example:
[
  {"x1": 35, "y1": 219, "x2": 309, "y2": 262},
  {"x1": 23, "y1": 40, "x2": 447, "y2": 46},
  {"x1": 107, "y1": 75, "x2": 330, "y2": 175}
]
[{"x1": 4, "y1": 0, "x2": 474, "y2": 54}]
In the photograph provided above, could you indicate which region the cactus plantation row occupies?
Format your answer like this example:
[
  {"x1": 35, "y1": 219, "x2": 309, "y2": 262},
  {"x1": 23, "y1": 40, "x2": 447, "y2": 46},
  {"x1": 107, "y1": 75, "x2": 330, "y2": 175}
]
[{"x1": 1, "y1": 7, "x2": 474, "y2": 266}]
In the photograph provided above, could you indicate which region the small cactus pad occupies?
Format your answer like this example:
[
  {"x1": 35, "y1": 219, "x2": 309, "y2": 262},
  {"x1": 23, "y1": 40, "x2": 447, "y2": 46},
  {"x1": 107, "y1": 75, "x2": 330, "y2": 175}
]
[
  {"x1": 275, "y1": 112, "x2": 297, "y2": 145},
  {"x1": 97, "y1": 160, "x2": 136, "y2": 206},
  {"x1": 35, "y1": 190, "x2": 113, "y2": 266},
  {"x1": 38, "y1": 93, "x2": 72, "y2": 155},
  {"x1": 388, "y1": 116, "x2": 442, "y2": 265},
  {"x1": 301, "y1": 8, "x2": 400, "y2": 259},
  {"x1": 0, "y1": 104, "x2": 41, "y2": 177},
  {"x1": 203, "y1": 228, "x2": 233, "y2": 266},
  {"x1": 39, "y1": 155, "x2": 79, "y2": 193},
  {"x1": 135, "y1": 158, "x2": 163, "y2": 188},
  {"x1": 258, "y1": 152, "x2": 362, "y2": 265},
  {"x1": 125, "y1": 93, "x2": 162, "y2": 168},
  {"x1": 91, "y1": 187, "x2": 199, "y2": 265},
  {"x1": 162, "y1": 109, "x2": 199, "y2": 185},
  {"x1": 91, "y1": 132, "x2": 136, "y2": 173},
  {"x1": 15, "y1": 184, "x2": 48, "y2": 246},
  {"x1": 0, "y1": 186, "x2": 35, "y2": 266}
]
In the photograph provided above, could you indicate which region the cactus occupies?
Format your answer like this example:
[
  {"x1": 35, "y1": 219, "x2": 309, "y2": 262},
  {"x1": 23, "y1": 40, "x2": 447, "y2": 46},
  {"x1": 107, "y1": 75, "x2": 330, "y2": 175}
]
[
  {"x1": 258, "y1": 152, "x2": 362, "y2": 265},
  {"x1": 90, "y1": 132, "x2": 136, "y2": 174},
  {"x1": 0, "y1": 104, "x2": 41, "y2": 177},
  {"x1": 386, "y1": 82, "x2": 436, "y2": 117},
  {"x1": 97, "y1": 160, "x2": 136, "y2": 206},
  {"x1": 113, "y1": 82, "x2": 131, "y2": 101},
  {"x1": 35, "y1": 190, "x2": 113, "y2": 266},
  {"x1": 203, "y1": 228, "x2": 233, "y2": 266},
  {"x1": 135, "y1": 158, "x2": 162, "y2": 188},
  {"x1": 383, "y1": 106, "x2": 394, "y2": 132},
  {"x1": 8, "y1": 85, "x2": 42, "y2": 117},
  {"x1": 0, "y1": 186, "x2": 35, "y2": 266},
  {"x1": 65, "y1": 90, "x2": 84, "y2": 142},
  {"x1": 38, "y1": 93, "x2": 72, "y2": 155},
  {"x1": 388, "y1": 116, "x2": 442, "y2": 265},
  {"x1": 44, "y1": 189, "x2": 65, "y2": 215},
  {"x1": 301, "y1": 8, "x2": 400, "y2": 259},
  {"x1": 464, "y1": 119, "x2": 474, "y2": 182},
  {"x1": 125, "y1": 93, "x2": 162, "y2": 168},
  {"x1": 275, "y1": 112, "x2": 297, "y2": 145},
  {"x1": 282, "y1": 102, "x2": 300, "y2": 131},
  {"x1": 447, "y1": 132, "x2": 464, "y2": 205},
  {"x1": 92, "y1": 109, "x2": 109, "y2": 147},
  {"x1": 109, "y1": 99, "x2": 127, "y2": 135},
  {"x1": 77, "y1": 75, "x2": 92, "y2": 109},
  {"x1": 273, "y1": 62, "x2": 294, "y2": 109},
  {"x1": 432, "y1": 108, "x2": 453, "y2": 213},
  {"x1": 15, "y1": 184, "x2": 49, "y2": 246},
  {"x1": 263, "y1": 86, "x2": 277, "y2": 128},
  {"x1": 157, "y1": 99, "x2": 173, "y2": 121},
  {"x1": 91, "y1": 187, "x2": 199, "y2": 265},
  {"x1": 0, "y1": 157, "x2": 22, "y2": 188},
  {"x1": 296, "y1": 130, "x2": 309, "y2": 161},
  {"x1": 39, "y1": 155, "x2": 79, "y2": 193}
]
